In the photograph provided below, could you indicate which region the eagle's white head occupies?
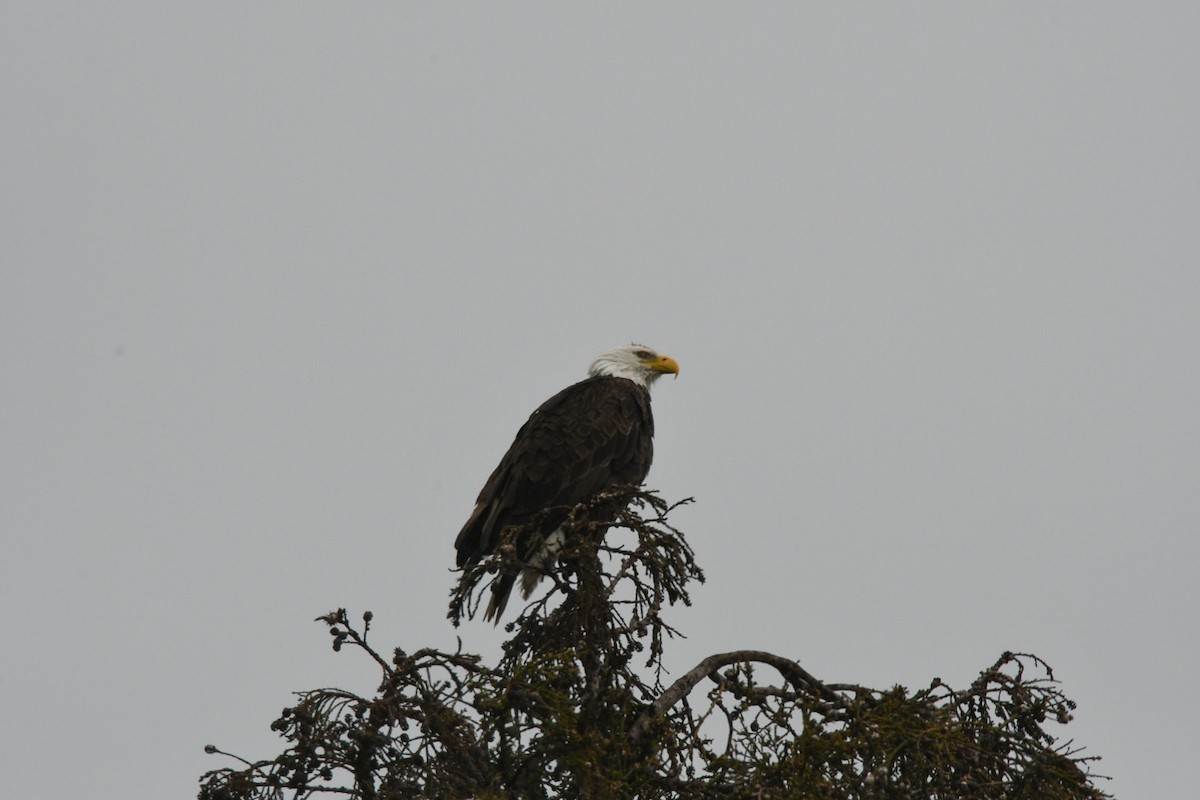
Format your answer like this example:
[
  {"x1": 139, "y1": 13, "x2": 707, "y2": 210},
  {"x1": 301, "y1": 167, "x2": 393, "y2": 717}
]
[{"x1": 588, "y1": 344, "x2": 679, "y2": 389}]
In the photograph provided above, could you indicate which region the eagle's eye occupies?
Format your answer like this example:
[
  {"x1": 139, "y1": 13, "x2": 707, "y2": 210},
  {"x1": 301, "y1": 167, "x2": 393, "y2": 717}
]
[{"x1": 634, "y1": 350, "x2": 652, "y2": 359}]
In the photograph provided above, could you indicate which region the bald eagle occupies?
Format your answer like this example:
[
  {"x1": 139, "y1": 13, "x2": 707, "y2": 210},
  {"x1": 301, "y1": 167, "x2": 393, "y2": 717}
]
[{"x1": 455, "y1": 344, "x2": 679, "y2": 622}]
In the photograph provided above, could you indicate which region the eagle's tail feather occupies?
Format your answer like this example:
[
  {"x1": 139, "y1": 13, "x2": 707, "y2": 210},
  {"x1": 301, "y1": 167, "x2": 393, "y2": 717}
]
[
  {"x1": 483, "y1": 572, "x2": 517, "y2": 624},
  {"x1": 483, "y1": 528, "x2": 565, "y2": 624}
]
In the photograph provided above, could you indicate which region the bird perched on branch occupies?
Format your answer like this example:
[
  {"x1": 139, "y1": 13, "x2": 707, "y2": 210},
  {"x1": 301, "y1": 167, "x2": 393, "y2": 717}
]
[{"x1": 454, "y1": 344, "x2": 679, "y2": 622}]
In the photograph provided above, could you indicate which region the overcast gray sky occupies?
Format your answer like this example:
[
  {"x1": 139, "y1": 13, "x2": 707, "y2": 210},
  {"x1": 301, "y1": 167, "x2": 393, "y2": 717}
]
[{"x1": 3, "y1": 4, "x2": 1197, "y2": 798}]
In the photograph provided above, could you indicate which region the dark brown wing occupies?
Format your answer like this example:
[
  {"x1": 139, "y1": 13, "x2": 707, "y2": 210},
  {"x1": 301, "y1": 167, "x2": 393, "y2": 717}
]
[{"x1": 454, "y1": 376, "x2": 654, "y2": 569}]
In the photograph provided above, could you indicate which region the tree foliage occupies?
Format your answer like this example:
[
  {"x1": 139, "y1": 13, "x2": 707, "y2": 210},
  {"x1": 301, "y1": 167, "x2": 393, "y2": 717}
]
[{"x1": 200, "y1": 488, "x2": 1109, "y2": 799}]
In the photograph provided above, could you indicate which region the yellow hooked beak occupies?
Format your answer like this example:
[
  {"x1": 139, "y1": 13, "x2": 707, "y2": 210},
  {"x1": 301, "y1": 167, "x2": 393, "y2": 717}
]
[{"x1": 647, "y1": 354, "x2": 680, "y2": 377}]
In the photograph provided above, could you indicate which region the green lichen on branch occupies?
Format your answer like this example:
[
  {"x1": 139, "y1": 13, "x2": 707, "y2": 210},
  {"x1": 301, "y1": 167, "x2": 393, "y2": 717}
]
[{"x1": 199, "y1": 487, "x2": 1109, "y2": 800}]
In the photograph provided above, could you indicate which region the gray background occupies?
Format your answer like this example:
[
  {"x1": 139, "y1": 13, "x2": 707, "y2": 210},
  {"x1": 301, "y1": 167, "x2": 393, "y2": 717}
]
[{"x1": 4, "y1": 4, "x2": 1197, "y2": 798}]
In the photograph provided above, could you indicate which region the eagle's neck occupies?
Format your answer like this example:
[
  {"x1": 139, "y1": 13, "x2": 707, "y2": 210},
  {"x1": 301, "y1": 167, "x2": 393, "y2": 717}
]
[{"x1": 588, "y1": 362, "x2": 654, "y2": 389}]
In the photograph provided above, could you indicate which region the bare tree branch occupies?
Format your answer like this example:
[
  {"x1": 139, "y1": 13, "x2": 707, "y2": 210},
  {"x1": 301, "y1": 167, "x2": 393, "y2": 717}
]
[{"x1": 630, "y1": 649, "x2": 843, "y2": 745}]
